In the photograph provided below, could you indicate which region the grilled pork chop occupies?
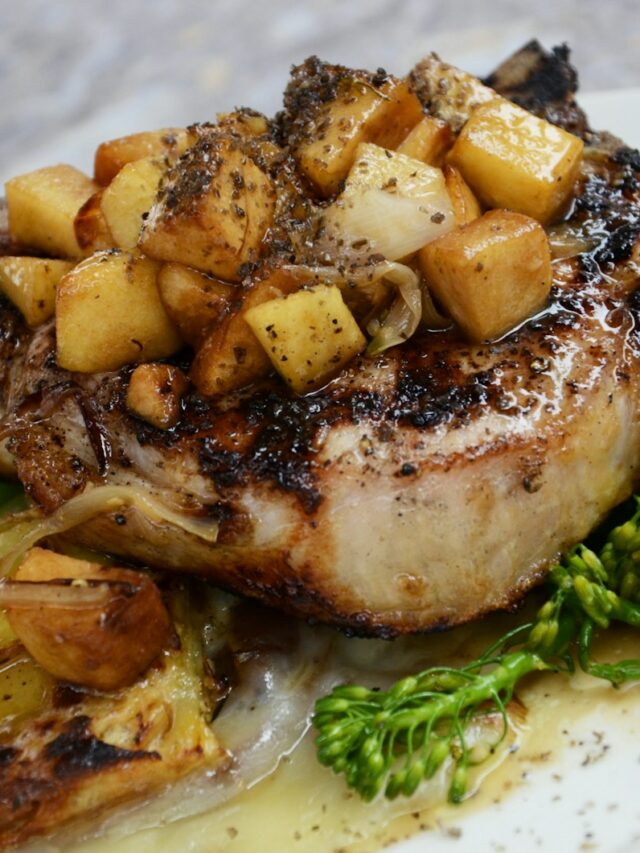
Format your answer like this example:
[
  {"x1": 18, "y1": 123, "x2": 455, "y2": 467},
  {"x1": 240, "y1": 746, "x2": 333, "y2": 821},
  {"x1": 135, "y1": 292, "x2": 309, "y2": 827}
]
[{"x1": 2, "y1": 44, "x2": 640, "y2": 636}]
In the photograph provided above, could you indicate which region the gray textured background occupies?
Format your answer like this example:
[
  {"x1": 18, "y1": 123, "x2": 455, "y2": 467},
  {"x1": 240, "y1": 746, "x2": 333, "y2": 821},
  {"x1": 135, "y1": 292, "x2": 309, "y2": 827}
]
[{"x1": 2, "y1": 0, "x2": 640, "y2": 183}]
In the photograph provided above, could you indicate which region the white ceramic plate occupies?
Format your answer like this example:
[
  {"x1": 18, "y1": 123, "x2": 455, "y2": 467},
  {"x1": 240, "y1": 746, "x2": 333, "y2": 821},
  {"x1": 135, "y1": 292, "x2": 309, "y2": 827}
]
[{"x1": 390, "y1": 88, "x2": 640, "y2": 853}]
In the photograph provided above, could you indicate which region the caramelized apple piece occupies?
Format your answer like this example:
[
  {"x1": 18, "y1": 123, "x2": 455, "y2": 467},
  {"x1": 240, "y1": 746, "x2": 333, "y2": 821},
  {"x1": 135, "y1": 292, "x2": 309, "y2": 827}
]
[
  {"x1": 245, "y1": 284, "x2": 366, "y2": 393},
  {"x1": 293, "y1": 72, "x2": 422, "y2": 197},
  {"x1": 449, "y1": 98, "x2": 584, "y2": 224},
  {"x1": 74, "y1": 190, "x2": 114, "y2": 254},
  {"x1": 0, "y1": 257, "x2": 75, "y2": 327},
  {"x1": 139, "y1": 132, "x2": 275, "y2": 281},
  {"x1": 101, "y1": 157, "x2": 165, "y2": 249},
  {"x1": 56, "y1": 251, "x2": 182, "y2": 373},
  {"x1": 94, "y1": 128, "x2": 191, "y2": 185},
  {"x1": 127, "y1": 363, "x2": 189, "y2": 429},
  {"x1": 6, "y1": 165, "x2": 100, "y2": 259},
  {"x1": 443, "y1": 165, "x2": 482, "y2": 225},
  {"x1": 190, "y1": 266, "x2": 301, "y2": 396},
  {"x1": 158, "y1": 263, "x2": 235, "y2": 347},
  {"x1": 396, "y1": 116, "x2": 453, "y2": 165},
  {"x1": 419, "y1": 209, "x2": 552, "y2": 342}
]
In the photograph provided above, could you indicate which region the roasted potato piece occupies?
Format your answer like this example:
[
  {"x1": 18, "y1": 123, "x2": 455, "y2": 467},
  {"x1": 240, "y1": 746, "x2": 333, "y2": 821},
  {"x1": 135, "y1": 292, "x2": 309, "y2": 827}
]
[
  {"x1": 324, "y1": 142, "x2": 454, "y2": 260},
  {"x1": 293, "y1": 74, "x2": 422, "y2": 197},
  {"x1": 5, "y1": 165, "x2": 100, "y2": 259},
  {"x1": 56, "y1": 251, "x2": 182, "y2": 373},
  {"x1": 410, "y1": 53, "x2": 496, "y2": 131},
  {"x1": 158, "y1": 263, "x2": 234, "y2": 347},
  {"x1": 419, "y1": 209, "x2": 552, "y2": 342},
  {"x1": 396, "y1": 116, "x2": 453, "y2": 165},
  {"x1": 443, "y1": 165, "x2": 482, "y2": 225},
  {"x1": 94, "y1": 127, "x2": 191, "y2": 185},
  {"x1": 0, "y1": 257, "x2": 75, "y2": 327},
  {"x1": 245, "y1": 284, "x2": 366, "y2": 393},
  {"x1": 101, "y1": 156, "x2": 165, "y2": 249},
  {"x1": 2, "y1": 547, "x2": 172, "y2": 691},
  {"x1": 127, "y1": 363, "x2": 189, "y2": 429},
  {"x1": 139, "y1": 132, "x2": 275, "y2": 281},
  {"x1": 191, "y1": 267, "x2": 301, "y2": 396},
  {"x1": 449, "y1": 99, "x2": 584, "y2": 224},
  {"x1": 74, "y1": 190, "x2": 114, "y2": 254}
]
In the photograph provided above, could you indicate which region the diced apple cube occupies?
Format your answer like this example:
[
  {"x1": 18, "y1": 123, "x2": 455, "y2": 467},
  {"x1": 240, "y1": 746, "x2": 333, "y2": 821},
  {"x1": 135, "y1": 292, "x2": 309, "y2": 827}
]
[
  {"x1": 410, "y1": 54, "x2": 497, "y2": 132},
  {"x1": 126, "y1": 363, "x2": 189, "y2": 429},
  {"x1": 94, "y1": 128, "x2": 191, "y2": 185},
  {"x1": 324, "y1": 142, "x2": 454, "y2": 260},
  {"x1": 56, "y1": 251, "x2": 182, "y2": 372},
  {"x1": 158, "y1": 263, "x2": 234, "y2": 347},
  {"x1": 293, "y1": 75, "x2": 422, "y2": 197},
  {"x1": 396, "y1": 116, "x2": 453, "y2": 165},
  {"x1": 6, "y1": 165, "x2": 100, "y2": 258},
  {"x1": 190, "y1": 267, "x2": 301, "y2": 396},
  {"x1": 245, "y1": 284, "x2": 366, "y2": 393},
  {"x1": 139, "y1": 133, "x2": 275, "y2": 282},
  {"x1": 101, "y1": 157, "x2": 165, "y2": 249},
  {"x1": 0, "y1": 257, "x2": 75, "y2": 327},
  {"x1": 449, "y1": 99, "x2": 584, "y2": 223},
  {"x1": 74, "y1": 190, "x2": 114, "y2": 254},
  {"x1": 419, "y1": 209, "x2": 552, "y2": 342}
]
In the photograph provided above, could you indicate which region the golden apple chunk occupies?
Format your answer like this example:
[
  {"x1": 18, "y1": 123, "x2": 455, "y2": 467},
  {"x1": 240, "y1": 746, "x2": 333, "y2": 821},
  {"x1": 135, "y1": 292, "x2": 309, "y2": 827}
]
[
  {"x1": 293, "y1": 75, "x2": 423, "y2": 197},
  {"x1": 245, "y1": 284, "x2": 366, "y2": 393},
  {"x1": 126, "y1": 363, "x2": 189, "y2": 429},
  {"x1": 56, "y1": 251, "x2": 182, "y2": 372},
  {"x1": 74, "y1": 190, "x2": 114, "y2": 254},
  {"x1": 449, "y1": 98, "x2": 584, "y2": 223},
  {"x1": 443, "y1": 165, "x2": 482, "y2": 226},
  {"x1": 396, "y1": 116, "x2": 453, "y2": 165},
  {"x1": 419, "y1": 209, "x2": 552, "y2": 342},
  {"x1": 158, "y1": 262, "x2": 235, "y2": 347},
  {"x1": 0, "y1": 257, "x2": 75, "y2": 327},
  {"x1": 139, "y1": 133, "x2": 275, "y2": 281},
  {"x1": 101, "y1": 156, "x2": 165, "y2": 249},
  {"x1": 190, "y1": 267, "x2": 301, "y2": 396},
  {"x1": 94, "y1": 127, "x2": 191, "y2": 185},
  {"x1": 6, "y1": 165, "x2": 100, "y2": 259}
]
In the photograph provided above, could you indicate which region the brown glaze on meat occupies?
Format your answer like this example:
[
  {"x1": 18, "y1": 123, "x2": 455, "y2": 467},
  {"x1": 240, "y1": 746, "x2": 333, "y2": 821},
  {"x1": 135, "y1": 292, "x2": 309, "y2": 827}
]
[{"x1": 2, "y1": 50, "x2": 640, "y2": 636}]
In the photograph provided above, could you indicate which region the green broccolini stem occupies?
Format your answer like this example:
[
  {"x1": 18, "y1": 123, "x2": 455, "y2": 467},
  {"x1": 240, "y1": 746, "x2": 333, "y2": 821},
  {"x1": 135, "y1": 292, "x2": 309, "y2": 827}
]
[{"x1": 313, "y1": 498, "x2": 640, "y2": 804}]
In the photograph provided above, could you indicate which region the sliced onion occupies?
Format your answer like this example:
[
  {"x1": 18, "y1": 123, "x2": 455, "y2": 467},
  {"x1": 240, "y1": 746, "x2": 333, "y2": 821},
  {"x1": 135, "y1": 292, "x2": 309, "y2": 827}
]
[
  {"x1": 365, "y1": 261, "x2": 422, "y2": 354},
  {"x1": 0, "y1": 579, "x2": 117, "y2": 609},
  {"x1": 321, "y1": 145, "x2": 455, "y2": 261},
  {"x1": 327, "y1": 189, "x2": 454, "y2": 260},
  {"x1": 0, "y1": 484, "x2": 219, "y2": 577}
]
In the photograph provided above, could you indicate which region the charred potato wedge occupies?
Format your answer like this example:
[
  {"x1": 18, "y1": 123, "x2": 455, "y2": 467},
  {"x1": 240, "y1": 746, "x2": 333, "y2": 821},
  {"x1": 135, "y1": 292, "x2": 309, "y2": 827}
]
[{"x1": 4, "y1": 547, "x2": 172, "y2": 691}]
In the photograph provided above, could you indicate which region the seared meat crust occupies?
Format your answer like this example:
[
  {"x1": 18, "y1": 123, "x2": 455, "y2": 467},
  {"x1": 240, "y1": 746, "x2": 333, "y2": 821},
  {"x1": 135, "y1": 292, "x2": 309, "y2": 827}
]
[{"x1": 2, "y1": 46, "x2": 640, "y2": 636}]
